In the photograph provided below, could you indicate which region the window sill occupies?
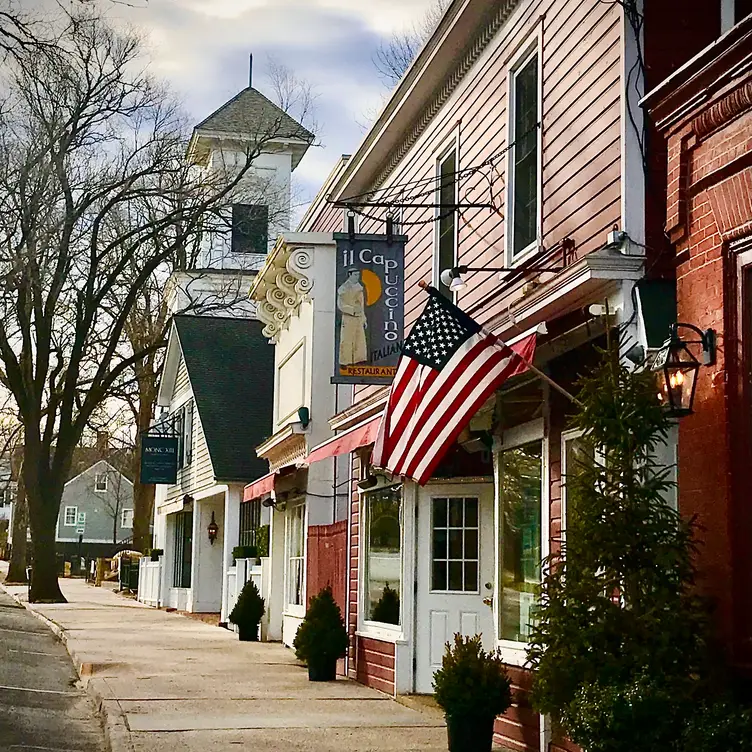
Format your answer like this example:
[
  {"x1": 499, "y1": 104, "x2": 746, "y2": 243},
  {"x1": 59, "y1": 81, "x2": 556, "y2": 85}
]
[
  {"x1": 356, "y1": 623, "x2": 405, "y2": 643},
  {"x1": 495, "y1": 640, "x2": 531, "y2": 667},
  {"x1": 284, "y1": 607, "x2": 305, "y2": 619}
]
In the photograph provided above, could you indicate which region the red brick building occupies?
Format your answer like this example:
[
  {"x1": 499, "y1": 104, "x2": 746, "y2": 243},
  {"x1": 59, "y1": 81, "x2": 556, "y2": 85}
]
[{"x1": 645, "y1": 15, "x2": 752, "y2": 682}]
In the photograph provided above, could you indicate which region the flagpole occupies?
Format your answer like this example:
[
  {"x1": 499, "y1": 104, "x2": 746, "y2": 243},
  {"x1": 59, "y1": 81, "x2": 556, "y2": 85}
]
[{"x1": 417, "y1": 280, "x2": 581, "y2": 406}]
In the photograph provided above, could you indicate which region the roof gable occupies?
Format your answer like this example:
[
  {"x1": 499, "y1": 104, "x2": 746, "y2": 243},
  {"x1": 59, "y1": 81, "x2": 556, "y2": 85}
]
[
  {"x1": 173, "y1": 316, "x2": 274, "y2": 483},
  {"x1": 65, "y1": 459, "x2": 134, "y2": 489}
]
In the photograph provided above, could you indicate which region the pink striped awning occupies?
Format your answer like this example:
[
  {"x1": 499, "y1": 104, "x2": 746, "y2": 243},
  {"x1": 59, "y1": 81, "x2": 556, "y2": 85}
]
[
  {"x1": 243, "y1": 471, "x2": 275, "y2": 502},
  {"x1": 305, "y1": 416, "x2": 381, "y2": 465}
]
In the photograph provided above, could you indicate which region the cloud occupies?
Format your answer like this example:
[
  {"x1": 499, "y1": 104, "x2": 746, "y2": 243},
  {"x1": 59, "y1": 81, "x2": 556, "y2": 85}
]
[{"x1": 27, "y1": 0, "x2": 437, "y2": 204}]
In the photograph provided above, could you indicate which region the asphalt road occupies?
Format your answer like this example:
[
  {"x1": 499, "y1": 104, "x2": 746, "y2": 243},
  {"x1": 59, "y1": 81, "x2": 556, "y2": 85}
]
[{"x1": 0, "y1": 590, "x2": 104, "y2": 752}]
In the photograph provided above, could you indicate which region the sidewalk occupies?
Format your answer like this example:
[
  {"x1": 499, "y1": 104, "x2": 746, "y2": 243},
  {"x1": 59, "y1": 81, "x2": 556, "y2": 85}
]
[{"x1": 0, "y1": 572, "x2": 446, "y2": 752}]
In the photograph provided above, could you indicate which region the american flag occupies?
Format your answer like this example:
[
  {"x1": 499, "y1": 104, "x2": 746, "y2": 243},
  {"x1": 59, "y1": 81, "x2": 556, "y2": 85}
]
[{"x1": 372, "y1": 287, "x2": 536, "y2": 485}]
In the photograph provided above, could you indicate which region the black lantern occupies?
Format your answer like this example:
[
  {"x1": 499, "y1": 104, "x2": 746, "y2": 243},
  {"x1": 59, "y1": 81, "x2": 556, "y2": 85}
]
[
  {"x1": 652, "y1": 323, "x2": 715, "y2": 417},
  {"x1": 207, "y1": 511, "x2": 219, "y2": 545}
]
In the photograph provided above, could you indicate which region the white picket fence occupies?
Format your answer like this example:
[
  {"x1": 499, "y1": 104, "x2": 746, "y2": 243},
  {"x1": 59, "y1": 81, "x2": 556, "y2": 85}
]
[
  {"x1": 226, "y1": 557, "x2": 270, "y2": 638},
  {"x1": 137, "y1": 557, "x2": 163, "y2": 607}
]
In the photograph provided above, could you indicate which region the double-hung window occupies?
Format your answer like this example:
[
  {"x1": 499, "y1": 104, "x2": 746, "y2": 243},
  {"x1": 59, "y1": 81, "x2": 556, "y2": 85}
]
[
  {"x1": 64, "y1": 506, "x2": 77, "y2": 526},
  {"x1": 94, "y1": 473, "x2": 108, "y2": 492},
  {"x1": 121, "y1": 508, "x2": 134, "y2": 529},
  {"x1": 286, "y1": 503, "x2": 306, "y2": 611},
  {"x1": 175, "y1": 400, "x2": 193, "y2": 471},
  {"x1": 508, "y1": 47, "x2": 540, "y2": 261},
  {"x1": 436, "y1": 148, "x2": 458, "y2": 298}
]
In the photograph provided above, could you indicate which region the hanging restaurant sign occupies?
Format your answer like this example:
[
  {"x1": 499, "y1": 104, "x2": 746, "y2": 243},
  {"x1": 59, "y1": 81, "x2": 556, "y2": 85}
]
[
  {"x1": 333, "y1": 232, "x2": 406, "y2": 384},
  {"x1": 140, "y1": 435, "x2": 179, "y2": 484}
]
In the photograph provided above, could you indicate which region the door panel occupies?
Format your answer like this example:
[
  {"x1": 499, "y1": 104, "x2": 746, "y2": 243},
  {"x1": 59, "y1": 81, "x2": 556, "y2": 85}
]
[{"x1": 415, "y1": 484, "x2": 495, "y2": 693}]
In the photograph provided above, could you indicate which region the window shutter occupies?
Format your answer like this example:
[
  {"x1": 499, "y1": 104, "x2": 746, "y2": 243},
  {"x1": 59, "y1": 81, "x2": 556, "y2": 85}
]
[{"x1": 184, "y1": 401, "x2": 194, "y2": 465}]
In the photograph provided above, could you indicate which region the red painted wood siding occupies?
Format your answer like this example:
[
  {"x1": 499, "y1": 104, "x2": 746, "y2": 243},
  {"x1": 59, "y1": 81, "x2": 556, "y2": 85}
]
[
  {"x1": 306, "y1": 0, "x2": 623, "y2": 338},
  {"x1": 355, "y1": 635, "x2": 397, "y2": 696},
  {"x1": 306, "y1": 520, "x2": 347, "y2": 614}
]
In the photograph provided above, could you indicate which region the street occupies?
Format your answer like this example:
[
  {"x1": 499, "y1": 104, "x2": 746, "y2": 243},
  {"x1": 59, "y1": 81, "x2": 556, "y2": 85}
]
[{"x1": 0, "y1": 590, "x2": 104, "y2": 752}]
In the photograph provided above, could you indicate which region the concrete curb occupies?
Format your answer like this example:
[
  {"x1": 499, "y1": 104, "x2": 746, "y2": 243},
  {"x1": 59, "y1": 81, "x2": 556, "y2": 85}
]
[{"x1": 0, "y1": 582, "x2": 135, "y2": 752}]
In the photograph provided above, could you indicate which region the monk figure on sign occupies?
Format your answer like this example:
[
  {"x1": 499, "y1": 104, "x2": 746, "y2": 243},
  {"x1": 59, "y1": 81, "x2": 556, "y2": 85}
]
[{"x1": 337, "y1": 267, "x2": 368, "y2": 366}]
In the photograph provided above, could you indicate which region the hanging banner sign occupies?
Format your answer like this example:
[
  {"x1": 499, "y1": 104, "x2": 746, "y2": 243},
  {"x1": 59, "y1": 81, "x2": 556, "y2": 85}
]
[
  {"x1": 333, "y1": 232, "x2": 406, "y2": 384},
  {"x1": 140, "y1": 435, "x2": 179, "y2": 484}
]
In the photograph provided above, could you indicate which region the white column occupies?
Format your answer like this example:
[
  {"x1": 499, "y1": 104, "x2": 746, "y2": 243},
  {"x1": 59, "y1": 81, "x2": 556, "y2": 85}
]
[{"x1": 221, "y1": 485, "x2": 241, "y2": 623}]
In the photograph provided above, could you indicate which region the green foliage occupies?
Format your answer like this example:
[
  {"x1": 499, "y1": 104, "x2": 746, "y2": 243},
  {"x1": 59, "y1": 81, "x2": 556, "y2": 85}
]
[
  {"x1": 433, "y1": 634, "x2": 512, "y2": 719},
  {"x1": 232, "y1": 545, "x2": 258, "y2": 561},
  {"x1": 148, "y1": 548, "x2": 163, "y2": 559},
  {"x1": 293, "y1": 586, "x2": 348, "y2": 667},
  {"x1": 256, "y1": 525, "x2": 270, "y2": 557},
  {"x1": 229, "y1": 579, "x2": 265, "y2": 628},
  {"x1": 526, "y1": 342, "x2": 710, "y2": 752},
  {"x1": 371, "y1": 583, "x2": 400, "y2": 625},
  {"x1": 682, "y1": 699, "x2": 752, "y2": 751}
]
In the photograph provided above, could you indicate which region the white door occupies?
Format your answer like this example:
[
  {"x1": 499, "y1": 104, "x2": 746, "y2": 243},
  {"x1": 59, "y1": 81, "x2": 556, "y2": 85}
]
[{"x1": 415, "y1": 484, "x2": 495, "y2": 693}]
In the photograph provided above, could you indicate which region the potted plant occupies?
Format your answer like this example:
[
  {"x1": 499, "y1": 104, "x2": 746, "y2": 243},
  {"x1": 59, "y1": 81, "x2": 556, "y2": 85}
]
[
  {"x1": 231, "y1": 545, "x2": 258, "y2": 564},
  {"x1": 293, "y1": 585, "x2": 348, "y2": 681},
  {"x1": 433, "y1": 634, "x2": 512, "y2": 752},
  {"x1": 228, "y1": 579, "x2": 265, "y2": 641},
  {"x1": 149, "y1": 548, "x2": 163, "y2": 562}
]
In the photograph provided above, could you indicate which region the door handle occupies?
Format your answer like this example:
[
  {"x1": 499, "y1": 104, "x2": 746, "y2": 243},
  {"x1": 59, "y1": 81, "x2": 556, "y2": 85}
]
[{"x1": 482, "y1": 596, "x2": 493, "y2": 607}]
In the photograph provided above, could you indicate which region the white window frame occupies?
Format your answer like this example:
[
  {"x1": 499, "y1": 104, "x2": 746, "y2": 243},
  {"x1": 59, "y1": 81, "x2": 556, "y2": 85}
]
[
  {"x1": 64, "y1": 506, "x2": 77, "y2": 526},
  {"x1": 284, "y1": 501, "x2": 306, "y2": 618},
  {"x1": 121, "y1": 508, "x2": 134, "y2": 529},
  {"x1": 494, "y1": 418, "x2": 548, "y2": 666},
  {"x1": 560, "y1": 428, "x2": 586, "y2": 545},
  {"x1": 505, "y1": 33, "x2": 543, "y2": 266},
  {"x1": 359, "y1": 482, "x2": 405, "y2": 638},
  {"x1": 433, "y1": 136, "x2": 460, "y2": 297},
  {"x1": 94, "y1": 473, "x2": 108, "y2": 492}
]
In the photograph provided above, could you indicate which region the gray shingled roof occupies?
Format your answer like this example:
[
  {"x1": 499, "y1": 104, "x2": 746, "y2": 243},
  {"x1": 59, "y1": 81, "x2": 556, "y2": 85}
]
[
  {"x1": 194, "y1": 87, "x2": 314, "y2": 144},
  {"x1": 174, "y1": 315, "x2": 274, "y2": 484}
]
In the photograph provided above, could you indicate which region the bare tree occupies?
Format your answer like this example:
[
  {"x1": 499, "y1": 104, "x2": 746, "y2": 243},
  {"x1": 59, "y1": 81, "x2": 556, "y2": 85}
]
[
  {"x1": 373, "y1": 1, "x2": 450, "y2": 87},
  {"x1": 0, "y1": 9, "x2": 313, "y2": 602}
]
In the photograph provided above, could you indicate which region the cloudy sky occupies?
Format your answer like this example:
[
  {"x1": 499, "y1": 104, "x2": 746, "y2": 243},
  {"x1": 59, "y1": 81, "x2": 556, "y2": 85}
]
[{"x1": 59, "y1": 0, "x2": 435, "y2": 212}]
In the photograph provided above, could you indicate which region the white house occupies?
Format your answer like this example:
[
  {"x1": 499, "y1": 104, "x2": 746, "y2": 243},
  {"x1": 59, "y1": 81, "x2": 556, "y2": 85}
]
[
  {"x1": 149, "y1": 315, "x2": 274, "y2": 616},
  {"x1": 246, "y1": 230, "x2": 352, "y2": 646}
]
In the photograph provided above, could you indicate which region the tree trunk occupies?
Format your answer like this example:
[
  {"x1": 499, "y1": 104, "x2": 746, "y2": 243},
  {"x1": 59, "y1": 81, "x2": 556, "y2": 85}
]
[
  {"x1": 132, "y1": 377, "x2": 157, "y2": 553},
  {"x1": 24, "y1": 442, "x2": 67, "y2": 603},
  {"x1": 6, "y1": 472, "x2": 28, "y2": 584}
]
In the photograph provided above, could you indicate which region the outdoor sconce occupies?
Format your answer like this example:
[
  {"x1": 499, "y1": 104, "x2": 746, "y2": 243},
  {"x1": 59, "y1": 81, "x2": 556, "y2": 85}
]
[
  {"x1": 207, "y1": 511, "x2": 219, "y2": 545},
  {"x1": 652, "y1": 323, "x2": 716, "y2": 417}
]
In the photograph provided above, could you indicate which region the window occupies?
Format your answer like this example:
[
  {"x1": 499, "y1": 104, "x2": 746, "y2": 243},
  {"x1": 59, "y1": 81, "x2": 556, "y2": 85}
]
[
  {"x1": 176, "y1": 401, "x2": 193, "y2": 470},
  {"x1": 64, "y1": 506, "x2": 77, "y2": 526},
  {"x1": 364, "y1": 485, "x2": 402, "y2": 625},
  {"x1": 94, "y1": 473, "x2": 108, "y2": 492},
  {"x1": 722, "y1": 0, "x2": 752, "y2": 31},
  {"x1": 173, "y1": 510, "x2": 193, "y2": 588},
  {"x1": 509, "y1": 49, "x2": 540, "y2": 259},
  {"x1": 231, "y1": 203, "x2": 269, "y2": 254},
  {"x1": 436, "y1": 148, "x2": 458, "y2": 298},
  {"x1": 286, "y1": 503, "x2": 306, "y2": 609},
  {"x1": 498, "y1": 439, "x2": 543, "y2": 643},
  {"x1": 431, "y1": 496, "x2": 479, "y2": 592},
  {"x1": 121, "y1": 508, "x2": 134, "y2": 529},
  {"x1": 239, "y1": 499, "x2": 262, "y2": 548},
  {"x1": 560, "y1": 430, "x2": 593, "y2": 544}
]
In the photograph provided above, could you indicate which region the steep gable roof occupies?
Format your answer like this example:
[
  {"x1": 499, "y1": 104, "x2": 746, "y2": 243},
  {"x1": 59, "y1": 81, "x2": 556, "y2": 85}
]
[{"x1": 173, "y1": 316, "x2": 274, "y2": 484}]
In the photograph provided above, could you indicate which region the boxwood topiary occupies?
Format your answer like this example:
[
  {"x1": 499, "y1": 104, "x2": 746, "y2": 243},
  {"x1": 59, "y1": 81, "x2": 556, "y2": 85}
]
[
  {"x1": 229, "y1": 579, "x2": 265, "y2": 641},
  {"x1": 293, "y1": 585, "x2": 348, "y2": 677}
]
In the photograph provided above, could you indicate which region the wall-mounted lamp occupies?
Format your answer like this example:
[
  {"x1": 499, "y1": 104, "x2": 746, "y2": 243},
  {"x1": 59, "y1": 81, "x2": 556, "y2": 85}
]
[
  {"x1": 207, "y1": 511, "x2": 219, "y2": 545},
  {"x1": 440, "y1": 259, "x2": 567, "y2": 293},
  {"x1": 262, "y1": 497, "x2": 286, "y2": 511},
  {"x1": 652, "y1": 323, "x2": 716, "y2": 417}
]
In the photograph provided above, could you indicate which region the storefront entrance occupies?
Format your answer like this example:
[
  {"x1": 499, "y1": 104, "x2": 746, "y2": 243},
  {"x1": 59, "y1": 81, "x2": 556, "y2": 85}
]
[{"x1": 415, "y1": 483, "x2": 495, "y2": 693}]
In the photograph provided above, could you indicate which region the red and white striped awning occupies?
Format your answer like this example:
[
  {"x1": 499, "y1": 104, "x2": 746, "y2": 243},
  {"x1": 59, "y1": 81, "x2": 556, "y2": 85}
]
[
  {"x1": 243, "y1": 471, "x2": 276, "y2": 502},
  {"x1": 305, "y1": 416, "x2": 381, "y2": 465}
]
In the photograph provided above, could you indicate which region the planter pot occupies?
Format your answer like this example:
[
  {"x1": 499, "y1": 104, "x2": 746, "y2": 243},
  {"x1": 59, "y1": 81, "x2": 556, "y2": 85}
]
[
  {"x1": 237, "y1": 624, "x2": 259, "y2": 642},
  {"x1": 446, "y1": 713, "x2": 496, "y2": 752},
  {"x1": 150, "y1": 555, "x2": 160, "y2": 562},
  {"x1": 307, "y1": 660, "x2": 337, "y2": 682}
]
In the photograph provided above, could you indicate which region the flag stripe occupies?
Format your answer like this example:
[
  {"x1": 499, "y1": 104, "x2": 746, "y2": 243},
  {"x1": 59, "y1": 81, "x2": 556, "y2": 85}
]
[{"x1": 372, "y1": 286, "x2": 536, "y2": 485}]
